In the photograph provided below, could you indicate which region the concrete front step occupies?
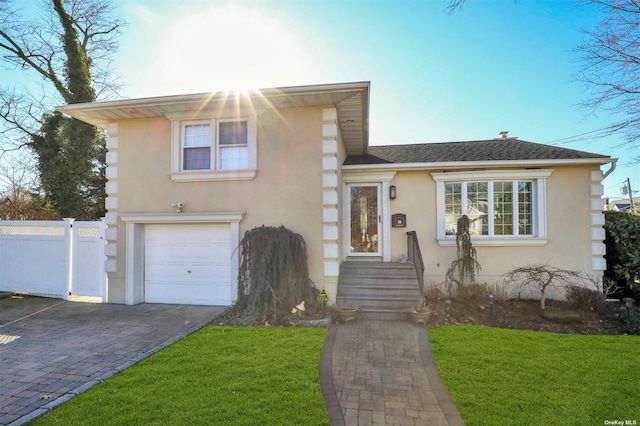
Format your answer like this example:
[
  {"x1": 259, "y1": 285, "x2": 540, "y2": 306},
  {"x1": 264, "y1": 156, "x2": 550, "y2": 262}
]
[
  {"x1": 340, "y1": 261, "x2": 417, "y2": 277},
  {"x1": 337, "y1": 261, "x2": 421, "y2": 321},
  {"x1": 336, "y1": 295, "x2": 417, "y2": 310},
  {"x1": 338, "y1": 276, "x2": 419, "y2": 286},
  {"x1": 358, "y1": 308, "x2": 410, "y2": 321},
  {"x1": 338, "y1": 286, "x2": 419, "y2": 298}
]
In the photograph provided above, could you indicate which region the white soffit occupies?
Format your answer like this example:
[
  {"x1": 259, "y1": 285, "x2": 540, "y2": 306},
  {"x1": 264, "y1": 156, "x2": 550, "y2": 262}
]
[{"x1": 57, "y1": 82, "x2": 370, "y2": 155}]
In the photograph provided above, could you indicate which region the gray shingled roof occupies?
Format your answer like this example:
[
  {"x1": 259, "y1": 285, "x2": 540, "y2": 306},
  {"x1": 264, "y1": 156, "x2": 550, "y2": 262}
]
[{"x1": 344, "y1": 138, "x2": 609, "y2": 165}]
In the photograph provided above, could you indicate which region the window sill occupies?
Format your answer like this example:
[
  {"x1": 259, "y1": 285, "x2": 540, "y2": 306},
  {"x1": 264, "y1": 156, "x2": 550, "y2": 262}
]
[
  {"x1": 437, "y1": 237, "x2": 548, "y2": 247},
  {"x1": 169, "y1": 169, "x2": 257, "y2": 182}
]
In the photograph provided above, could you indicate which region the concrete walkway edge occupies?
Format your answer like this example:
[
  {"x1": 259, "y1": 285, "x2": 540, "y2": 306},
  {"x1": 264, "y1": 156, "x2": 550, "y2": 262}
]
[{"x1": 319, "y1": 326, "x2": 344, "y2": 425}]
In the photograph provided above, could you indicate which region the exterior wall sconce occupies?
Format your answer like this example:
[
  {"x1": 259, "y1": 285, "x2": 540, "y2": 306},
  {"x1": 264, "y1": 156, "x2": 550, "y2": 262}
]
[
  {"x1": 389, "y1": 185, "x2": 397, "y2": 200},
  {"x1": 488, "y1": 294, "x2": 495, "y2": 316},
  {"x1": 171, "y1": 202, "x2": 185, "y2": 213}
]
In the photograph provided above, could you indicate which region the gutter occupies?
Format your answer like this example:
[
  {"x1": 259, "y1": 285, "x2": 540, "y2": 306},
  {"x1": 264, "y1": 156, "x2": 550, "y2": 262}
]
[{"x1": 602, "y1": 158, "x2": 618, "y2": 179}]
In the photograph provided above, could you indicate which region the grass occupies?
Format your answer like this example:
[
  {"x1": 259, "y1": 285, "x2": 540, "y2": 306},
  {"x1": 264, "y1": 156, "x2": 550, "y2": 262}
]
[
  {"x1": 34, "y1": 326, "x2": 328, "y2": 426},
  {"x1": 429, "y1": 326, "x2": 640, "y2": 425}
]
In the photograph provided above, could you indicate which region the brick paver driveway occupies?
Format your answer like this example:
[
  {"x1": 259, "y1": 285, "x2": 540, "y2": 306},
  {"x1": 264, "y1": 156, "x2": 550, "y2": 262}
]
[{"x1": 0, "y1": 295, "x2": 223, "y2": 425}]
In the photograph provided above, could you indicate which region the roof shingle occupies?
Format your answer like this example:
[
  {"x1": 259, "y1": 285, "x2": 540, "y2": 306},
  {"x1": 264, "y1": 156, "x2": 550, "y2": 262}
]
[{"x1": 344, "y1": 139, "x2": 609, "y2": 165}]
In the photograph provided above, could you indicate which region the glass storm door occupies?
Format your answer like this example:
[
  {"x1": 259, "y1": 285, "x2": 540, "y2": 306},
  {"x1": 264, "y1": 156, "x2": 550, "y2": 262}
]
[{"x1": 348, "y1": 184, "x2": 381, "y2": 256}]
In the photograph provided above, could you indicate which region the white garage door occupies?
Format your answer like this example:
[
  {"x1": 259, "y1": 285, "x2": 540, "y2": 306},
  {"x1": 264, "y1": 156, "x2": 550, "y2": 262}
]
[{"x1": 144, "y1": 224, "x2": 232, "y2": 305}]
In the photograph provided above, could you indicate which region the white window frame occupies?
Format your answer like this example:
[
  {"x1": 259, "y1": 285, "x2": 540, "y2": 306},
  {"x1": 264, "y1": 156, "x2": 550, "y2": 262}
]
[
  {"x1": 432, "y1": 169, "x2": 552, "y2": 246},
  {"x1": 168, "y1": 111, "x2": 257, "y2": 182}
]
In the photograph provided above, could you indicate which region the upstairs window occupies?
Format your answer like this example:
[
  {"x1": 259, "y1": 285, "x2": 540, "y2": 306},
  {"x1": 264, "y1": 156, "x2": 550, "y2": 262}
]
[
  {"x1": 183, "y1": 123, "x2": 211, "y2": 170},
  {"x1": 169, "y1": 114, "x2": 257, "y2": 182},
  {"x1": 218, "y1": 120, "x2": 248, "y2": 170}
]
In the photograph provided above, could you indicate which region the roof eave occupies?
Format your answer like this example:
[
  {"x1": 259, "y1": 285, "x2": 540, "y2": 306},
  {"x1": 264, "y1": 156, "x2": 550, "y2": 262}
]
[
  {"x1": 342, "y1": 157, "x2": 615, "y2": 172},
  {"x1": 55, "y1": 82, "x2": 371, "y2": 149}
]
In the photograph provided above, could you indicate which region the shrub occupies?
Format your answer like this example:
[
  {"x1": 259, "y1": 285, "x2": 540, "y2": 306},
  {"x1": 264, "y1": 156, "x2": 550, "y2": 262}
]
[
  {"x1": 565, "y1": 285, "x2": 604, "y2": 312},
  {"x1": 603, "y1": 211, "x2": 640, "y2": 291},
  {"x1": 456, "y1": 283, "x2": 490, "y2": 301}
]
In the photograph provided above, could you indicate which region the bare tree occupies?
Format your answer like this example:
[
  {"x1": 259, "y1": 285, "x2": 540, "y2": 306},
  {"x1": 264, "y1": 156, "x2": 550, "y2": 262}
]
[
  {"x1": 504, "y1": 264, "x2": 583, "y2": 310},
  {"x1": 0, "y1": 151, "x2": 57, "y2": 219},
  {"x1": 0, "y1": 0, "x2": 123, "y2": 149},
  {"x1": 575, "y1": 0, "x2": 640, "y2": 160},
  {"x1": 0, "y1": 0, "x2": 124, "y2": 219}
]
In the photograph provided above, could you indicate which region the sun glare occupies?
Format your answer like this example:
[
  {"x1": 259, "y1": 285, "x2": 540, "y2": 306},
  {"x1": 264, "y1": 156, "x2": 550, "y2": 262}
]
[{"x1": 153, "y1": 4, "x2": 309, "y2": 95}]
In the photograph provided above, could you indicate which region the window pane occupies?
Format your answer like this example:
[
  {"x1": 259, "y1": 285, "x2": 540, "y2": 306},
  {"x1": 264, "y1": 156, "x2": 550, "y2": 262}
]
[
  {"x1": 184, "y1": 124, "x2": 210, "y2": 147},
  {"x1": 466, "y1": 182, "x2": 488, "y2": 235},
  {"x1": 219, "y1": 146, "x2": 248, "y2": 170},
  {"x1": 350, "y1": 186, "x2": 379, "y2": 253},
  {"x1": 219, "y1": 121, "x2": 248, "y2": 145},
  {"x1": 493, "y1": 181, "x2": 514, "y2": 235},
  {"x1": 445, "y1": 183, "x2": 462, "y2": 235},
  {"x1": 184, "y1": 147, "x2": 211, "y2": 170},
  {"x1": 518, "y1": 181, "x2": 533, "y2": 235}
]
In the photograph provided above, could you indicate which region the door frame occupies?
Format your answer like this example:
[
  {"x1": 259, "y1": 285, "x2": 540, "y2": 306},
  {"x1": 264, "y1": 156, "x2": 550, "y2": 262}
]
[{"x1": 342, "y1": 171, "x2": 396, "y2": 262}]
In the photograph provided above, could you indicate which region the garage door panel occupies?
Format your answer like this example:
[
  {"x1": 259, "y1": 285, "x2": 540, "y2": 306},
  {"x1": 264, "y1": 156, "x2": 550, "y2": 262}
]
[
  {"x1": 145, "y1": 282, "x2": 191, "y2": 304},
  {"x1": 146, "y1": 243, "x2": 189, "y2": 263},
  {"x1": 144, "y1": 224, "x2": 233, "y2": 306}
]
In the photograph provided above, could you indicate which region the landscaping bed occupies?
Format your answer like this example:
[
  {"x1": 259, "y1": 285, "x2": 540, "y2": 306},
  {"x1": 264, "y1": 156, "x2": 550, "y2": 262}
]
[{"x1": 425, "y1": 297, "x2": 628, "y2": 334}]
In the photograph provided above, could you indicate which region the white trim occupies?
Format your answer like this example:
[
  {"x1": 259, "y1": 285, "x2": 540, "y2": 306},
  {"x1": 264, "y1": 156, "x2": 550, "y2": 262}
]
[
  {"x1": 343, "y1": 170, "x2": 397, "y2": 182},
  {"x1": 168, "y1": 170, "x2": 256, "y2": 182},
  {"x1": 592, "y1": 258, "x2": 607, "y2": 271},
  {"x1": 437, "y1": 238, "x2": 548, "y2": 247},
  {"x1": 432, "y1": 169, "x2": 553, "y2": 181},
  {"x1": 169, "y1": 114, "x2": 257, "y2": 182},
  {"x1": 591, "y1": 213, "x2": 605, "y2": 226},
  {"x1": 342, "y1": 171, "x2": 395, "y2": 261},
  {"x1": 120, "y1": 212, "x2": 245, "y2": 224},
  {"x1": 344, "y1": 158, "x2": 612, "y2": 172},
  {"x1": 591, "y1": 227, "x2": 606, "y2": 240}
]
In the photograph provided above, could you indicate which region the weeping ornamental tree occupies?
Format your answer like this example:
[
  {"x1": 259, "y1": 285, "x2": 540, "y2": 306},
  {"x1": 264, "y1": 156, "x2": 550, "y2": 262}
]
[
  {"x1": 236, "y1": 226, "x2": 319, "y2": 323},
  {"x1": 446, "y1": 215, "x2": 481, "y2": 293}
]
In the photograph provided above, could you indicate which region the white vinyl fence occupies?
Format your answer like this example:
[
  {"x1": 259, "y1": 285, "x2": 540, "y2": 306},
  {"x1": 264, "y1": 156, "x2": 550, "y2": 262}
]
[{"x1": 0, "y1": 219, "x2": 106, "y2": 301}]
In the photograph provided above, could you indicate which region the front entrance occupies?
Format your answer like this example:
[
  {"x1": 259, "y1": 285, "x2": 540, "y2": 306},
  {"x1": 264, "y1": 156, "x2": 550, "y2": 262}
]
[{"x1": 348, "y1": 184, "x2": 382, "y2": 256}]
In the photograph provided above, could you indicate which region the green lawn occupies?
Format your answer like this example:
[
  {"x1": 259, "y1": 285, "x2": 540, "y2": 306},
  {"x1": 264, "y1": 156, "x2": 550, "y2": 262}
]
[
  {"x1": 35, "y1": 327, "x2": 328, "y2": 426},
  {"x1": 429, "y1": 326, "x2": 640, "y2": 426}
]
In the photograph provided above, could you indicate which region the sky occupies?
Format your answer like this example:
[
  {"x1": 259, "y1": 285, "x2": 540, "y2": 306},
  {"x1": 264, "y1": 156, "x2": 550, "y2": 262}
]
[{"x1": 8, "y1": 0, "x2": 640, "y2": 201}]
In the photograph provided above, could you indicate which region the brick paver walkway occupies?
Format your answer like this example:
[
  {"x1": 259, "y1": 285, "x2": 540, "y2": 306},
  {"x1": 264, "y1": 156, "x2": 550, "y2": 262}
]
[
  {"x1": 0, "y1": 296, "x2": 223, "y2": 426},
  {"x1": 321, "y1": 321, "x2": 464, "y2": 426}
]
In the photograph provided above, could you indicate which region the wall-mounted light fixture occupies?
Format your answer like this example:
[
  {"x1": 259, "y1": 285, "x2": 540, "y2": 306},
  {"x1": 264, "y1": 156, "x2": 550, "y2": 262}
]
[
  {"x1": 171, "y1": 202, "x2": 185, "y2": 213},
  {"x1": 389, "y1": 185, "x2": 397, "y2": 200}
]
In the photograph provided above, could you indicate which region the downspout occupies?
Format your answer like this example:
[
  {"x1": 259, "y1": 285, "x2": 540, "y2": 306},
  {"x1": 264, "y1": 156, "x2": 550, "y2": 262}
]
[{"x1": 603, "y1": 159, "x2": 617, "y2": 179}]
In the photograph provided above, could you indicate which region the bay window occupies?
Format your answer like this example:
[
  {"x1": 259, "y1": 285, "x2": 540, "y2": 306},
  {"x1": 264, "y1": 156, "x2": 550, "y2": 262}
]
[{"x1": 434, "y1": 170, "x2": 551, "y2": 246}]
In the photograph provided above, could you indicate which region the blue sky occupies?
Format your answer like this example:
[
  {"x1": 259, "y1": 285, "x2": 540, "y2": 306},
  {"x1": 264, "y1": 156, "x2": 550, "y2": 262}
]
[{"x1": 11, "y1": 0, "x2": 640, "y2": 200}]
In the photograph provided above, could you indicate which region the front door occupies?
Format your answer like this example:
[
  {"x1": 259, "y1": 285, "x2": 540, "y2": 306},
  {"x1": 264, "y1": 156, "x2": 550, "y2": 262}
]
[{"x1": 348, "y1": 184, "x2": 382, "y2": 256}]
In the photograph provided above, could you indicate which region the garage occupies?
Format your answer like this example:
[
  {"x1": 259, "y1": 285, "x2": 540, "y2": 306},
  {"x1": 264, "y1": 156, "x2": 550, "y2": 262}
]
[{"x1": 144, "y1": 223, "x2": 233, "y2": 305}]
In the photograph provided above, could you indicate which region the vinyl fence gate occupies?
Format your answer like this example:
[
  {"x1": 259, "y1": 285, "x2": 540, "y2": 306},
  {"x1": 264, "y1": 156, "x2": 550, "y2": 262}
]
[{"x1": 0, "y1": 219, "x2": 106, "y2": 301}]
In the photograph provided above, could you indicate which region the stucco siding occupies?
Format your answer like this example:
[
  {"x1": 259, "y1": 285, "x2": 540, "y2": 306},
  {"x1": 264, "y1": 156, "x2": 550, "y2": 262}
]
[
  {"x1": 386, "y1": 165, "x2": 603, "y2": 298},
  {"x1": 109, "y1": 107, "x2": 327, "y2": 303}
]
